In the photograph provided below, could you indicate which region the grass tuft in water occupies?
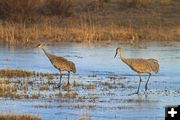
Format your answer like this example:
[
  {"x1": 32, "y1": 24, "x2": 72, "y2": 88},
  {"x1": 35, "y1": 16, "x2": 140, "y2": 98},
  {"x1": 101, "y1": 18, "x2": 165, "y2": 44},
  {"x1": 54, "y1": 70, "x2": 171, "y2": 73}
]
[
  {"x1": 0, "y1": 114, "x2": 41, "y2": 120},
  {"x1": 64, "y1": 91, "x2": 78, "y2": 98},
  {"x1": 0, "y1": 69, "x2": 59, "y2": 78}
]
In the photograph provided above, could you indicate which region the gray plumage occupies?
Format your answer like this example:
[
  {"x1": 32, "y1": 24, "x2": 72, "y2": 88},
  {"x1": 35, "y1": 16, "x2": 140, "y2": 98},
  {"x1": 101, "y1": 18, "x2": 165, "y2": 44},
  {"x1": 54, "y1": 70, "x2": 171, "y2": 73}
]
[
  {"x1": 114, "y1": 48, "x2": 159, "y2": 94},
  {"x1": 42, "y1": 48, "x2": 76, "y2": 73},
  {"x1": 36, "y1": 44, "x2": 76, "y2": 86},
  {"x1": 122, "y1": 58, "x2": 159, "y2": 74}
]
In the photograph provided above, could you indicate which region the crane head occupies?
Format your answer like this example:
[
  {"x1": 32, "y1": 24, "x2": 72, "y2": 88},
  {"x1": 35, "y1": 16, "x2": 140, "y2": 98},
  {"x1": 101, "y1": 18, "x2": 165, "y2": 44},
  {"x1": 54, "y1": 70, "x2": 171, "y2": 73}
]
[
  {"x1": 114, "y1": 47, "x2": 121, "y2": 58},
  {"x1": 35, "y1": 44, "x2": 43, "y2": 48}
]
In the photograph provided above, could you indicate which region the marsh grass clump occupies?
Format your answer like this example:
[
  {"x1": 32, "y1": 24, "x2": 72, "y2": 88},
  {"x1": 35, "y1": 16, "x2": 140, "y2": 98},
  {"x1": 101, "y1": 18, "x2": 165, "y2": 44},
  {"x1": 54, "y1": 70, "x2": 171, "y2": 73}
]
[
  {"x1": 0, "y1": 114, "x2": 41, "y2": 120},
  {"x1": 0, "y1": 81, "x2": 17, "y2": 98},
  {"x1": 73, "y1": 81, "x2": 83, "y2": 87},
  {"x1": 117, "y1": 82, "x2": 126, "y2": 88},
  {"x1": 117, "y1": 106, "x2": 134, "y2": 110},
  {"x1": 89, "y1": 95, "x2": 98, "y2": 102},
  {"x1": 0, "y1": 79, "x2": 10, "y2": 84},
  {"x1": 30, "y1": 94, "x2": 39, "y2": 99},
  {"x1": 22, "y1": 81, "x2": 28, "y2": 92},
  {"x1": 64, "y1": 91, "x2": 78, "y2": 98},
  {"x1": 74, "y1": 103, "x2": 96, "y2": 109},
  {"x1": 0, "y1": 69, "x2": 35, "y2": 78},
  {"x1": 0, "y1": 0, "x2": 40, "y2": 22},
  {"x1": 41, "y1": 0, "x2": 73, "y2": 16},
  {"x1": 101, "y1": 81, "x2": 117, "y2": 89},
  {"x1": 85, "y1": 0, "x2": 110, "y2": 12},
  {"x1": 88, "y1": 74, "x2": 97, "y2": 77},
  {"x1": 0, "y1": 69, "x2": 59, "y2": 78},
  {"x1": 126, "y1": 0, "x2": 172, "y2": 8},
  {"x1": 55, "y1": 92, "x2": 63, "y2": 98},
  {"x1": 84, "y1": 84, "x2": 96, "y2": 89},
  {"x1": 128, "y1": 0, "x2": 153, "y2": 8},
  {"x1": 62, "y1": 84, "x2": 71, "y2": 91},
  {"x1": 13, "y1": 93, "x2": 21, "y2": 99},
  {"x1": 95, "y1": 0, "x2": 105, "y2": 10},
  {"x1": 40, "y1": 83, "x2": 49, "y2": 91},
  {"x1": 79, "y1": 114, "x2": 91, "y2": 120},
  {"x1": 47, "y1": 74, "x2": 54, "y2": 79},
  {"x1": 159, "y1": 0, "x2": 172, "y2": 5},
  {"x1": 36, "y1": 72, "x2": 59, "y2": 78},
  {"x1": 127, "y1": 98, "x2": 151, "y2": 103}
]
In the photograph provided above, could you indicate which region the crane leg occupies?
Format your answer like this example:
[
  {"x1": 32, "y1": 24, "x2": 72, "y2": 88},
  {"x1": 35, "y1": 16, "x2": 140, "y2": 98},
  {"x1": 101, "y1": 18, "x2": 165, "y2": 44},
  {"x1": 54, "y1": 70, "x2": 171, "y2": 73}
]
[
  {"x1": 58, "y1": 71, "x2": 62, "y2": 88},
  {"x1": 145, "y1": 73, "x2": 151, "y2": 91},
  {"x1": 136, "y1": 75, "x2": 142, "y2": 94},
  {"x1": 67, "y1": 71, "x2": 70, "y2": 86}
]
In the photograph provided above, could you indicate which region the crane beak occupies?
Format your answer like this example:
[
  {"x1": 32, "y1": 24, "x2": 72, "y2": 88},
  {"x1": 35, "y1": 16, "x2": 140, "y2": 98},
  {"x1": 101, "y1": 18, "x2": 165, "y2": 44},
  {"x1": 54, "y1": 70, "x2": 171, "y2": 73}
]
[
  {"x1": 34, "y1": 44, "x2": 40, "y2": 48},
  {"x1": 114, "y1": 52, "x2": 118, "y2": 58}
]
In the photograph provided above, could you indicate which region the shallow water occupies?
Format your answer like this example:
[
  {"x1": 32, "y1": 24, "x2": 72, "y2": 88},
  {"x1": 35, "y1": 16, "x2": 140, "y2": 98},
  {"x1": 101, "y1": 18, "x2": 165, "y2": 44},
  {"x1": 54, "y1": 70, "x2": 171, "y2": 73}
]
[{"x1": 0, "y1": 41, "x2": 180, "y2": 120}]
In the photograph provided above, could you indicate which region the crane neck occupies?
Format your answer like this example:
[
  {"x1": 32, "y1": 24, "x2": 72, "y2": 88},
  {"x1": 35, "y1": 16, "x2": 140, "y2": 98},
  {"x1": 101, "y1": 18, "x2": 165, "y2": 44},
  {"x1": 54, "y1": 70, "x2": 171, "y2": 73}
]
[
  {"x1": 119, "y1": 49, "x2": 126, "y2": 60},
  {"x1": 42, "y1": 47, "x2": 49, "y2": 57}
]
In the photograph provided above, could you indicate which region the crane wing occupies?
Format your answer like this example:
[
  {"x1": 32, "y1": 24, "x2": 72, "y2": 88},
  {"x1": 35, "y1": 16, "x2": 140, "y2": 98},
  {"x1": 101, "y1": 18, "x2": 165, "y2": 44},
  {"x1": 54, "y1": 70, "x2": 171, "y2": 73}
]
[
  {"x1": 45, "y1": 52, "x2": 72, "y2": 71},
  {"x1": 123, "y1": 58, "x2": 159, "y2": 73}
]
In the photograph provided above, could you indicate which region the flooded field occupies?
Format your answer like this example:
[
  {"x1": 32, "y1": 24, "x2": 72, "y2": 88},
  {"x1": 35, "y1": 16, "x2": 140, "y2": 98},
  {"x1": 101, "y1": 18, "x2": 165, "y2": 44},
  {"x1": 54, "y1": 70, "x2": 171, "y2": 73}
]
[{"x1": 0, "y1": 41, "x2": 180, "y2": 120}]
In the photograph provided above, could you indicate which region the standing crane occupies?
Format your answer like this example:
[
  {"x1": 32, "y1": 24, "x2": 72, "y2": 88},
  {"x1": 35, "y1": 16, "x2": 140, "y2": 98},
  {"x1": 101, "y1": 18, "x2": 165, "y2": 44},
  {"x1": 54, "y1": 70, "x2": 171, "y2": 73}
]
[
  {"x1": 36, "y1": 44, "x2": 76, "y2": 86},
  {"x1": 114, "y1": 48, "x2": 159, "y2": 94}
]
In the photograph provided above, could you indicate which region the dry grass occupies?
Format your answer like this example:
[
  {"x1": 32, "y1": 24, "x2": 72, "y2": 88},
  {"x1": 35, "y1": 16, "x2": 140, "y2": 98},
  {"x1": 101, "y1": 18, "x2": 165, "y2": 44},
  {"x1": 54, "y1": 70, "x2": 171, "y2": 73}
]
[
  {"x1": 0, "y1": 0, "x2": 179, "y2": 45},
  {"x1": 0, "y1": 69, "x2": 35, "y2": 78},
  {"x1": 101, "y1": 81, "x2": 117, "y2": 89},
  {"x1": 79, "y1": 114, "x2": 91, "y2": 120},
  {"x1": 0, "y1": 0, "x2": 72, "y2": 22},
  {"x1": 127, "y1": 0, "x2": 153, "y2": 8},
  {"x1": 31, "y1": 94, "x2": 39, "y2": 99},
  {"x1": 127, "y1": 98, "x2": 145, "y2": 103},
  {"x1": 84, "y1": 83, "x2": 96, "y2": 89},
  {"x1": 41, "y1": 0, "x2": 72, "y2": 16},
  {"x1": 64, "y1": 91, "x2": 78, "y2": 98},
  {"x1": 127, "y1": 98, "x2": 155, "y2": 103},
  {"x1": 0, "y1": 0, "x2": 41, "y2": 22},
  {"x1": 0, "y1": 79, "x2": 10, "y2": 84},
  {"x1": 74, "y1": 103, "x2": 96, "y2": 109},
  {"x1": 0, "y1": 114, "x2": 41, "y2": 120},
  {"x1": 0, "y1": 79, "x2": 17, "y2": 98},
  {"x1": 22, "y1": 81, "x2": 28, "y2": 91},
  {"x1": 40, "y1": 83, "x2": 49, "y2": 91},
  {"x1": 73, "y1": 81, "x2": 83, "y2": 87},
  {"x1": 0, "y1": 69, "x2": 57, "y2": 99},
  {"x1": 0, "y1": 69, "x2": 58, "y2": 78}
]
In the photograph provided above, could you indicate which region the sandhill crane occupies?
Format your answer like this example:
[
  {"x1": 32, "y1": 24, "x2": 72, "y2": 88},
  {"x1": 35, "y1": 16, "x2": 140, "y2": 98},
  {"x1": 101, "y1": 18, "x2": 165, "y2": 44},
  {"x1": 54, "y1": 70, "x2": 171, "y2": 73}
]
[
  {"x1": 36, "y1": 44, "x2": 76, "y2": 86},
  {"x1": 114, "y1": 48, "x2": 159, "y2": 94}
]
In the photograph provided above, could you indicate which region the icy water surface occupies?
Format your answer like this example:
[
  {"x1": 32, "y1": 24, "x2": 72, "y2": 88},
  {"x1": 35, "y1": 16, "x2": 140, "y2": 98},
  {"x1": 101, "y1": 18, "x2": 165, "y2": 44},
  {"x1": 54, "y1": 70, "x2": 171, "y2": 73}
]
[{"x1": 0, "y1": 41, "x2": 180, "y2": 120}]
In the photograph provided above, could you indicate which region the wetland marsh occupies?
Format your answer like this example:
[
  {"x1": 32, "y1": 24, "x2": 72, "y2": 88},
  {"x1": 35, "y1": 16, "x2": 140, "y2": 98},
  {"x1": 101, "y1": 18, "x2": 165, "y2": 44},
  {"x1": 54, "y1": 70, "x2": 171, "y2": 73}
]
[{"x1": 0, "y1": 41, "x2": 180, "y2": 120}]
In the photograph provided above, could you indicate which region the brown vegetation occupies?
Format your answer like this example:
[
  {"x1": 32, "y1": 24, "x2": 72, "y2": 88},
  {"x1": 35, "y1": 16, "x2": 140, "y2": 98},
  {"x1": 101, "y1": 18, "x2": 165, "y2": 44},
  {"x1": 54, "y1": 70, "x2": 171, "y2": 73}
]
[
  {"x1": 0, "y1": 0, "x2": 40, "y2": 22},
  {"x1": 41, "y1": 0, "x2": 72, "y2": 16},
  {"x1": 64, "y1": 91, "x2": 78, "y2": 98},
  {"x1": 0, "y1": 114, "x2": 41, "y2": 120},
  {"x1": 79, "y1": 114, "x2": 91, "y2": 120},
  {"x1": 0, "y1": 0, "x2": 179, "y2": 46},
  {"x1": 0, "y1": 69, "x2": 35, "y2": 78},
  {"x1": 40, "y1": 83, "x2": 49, "y2": 90},
  {"x1": 0, "y1": 80, "x2": 17, "y2": 97},
  {"x1": 0, "y1": 69, "x2": 58, "y2": 78},
  {"x1": 84, "y1": 83, "x2": 96, "y2": 89}
]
